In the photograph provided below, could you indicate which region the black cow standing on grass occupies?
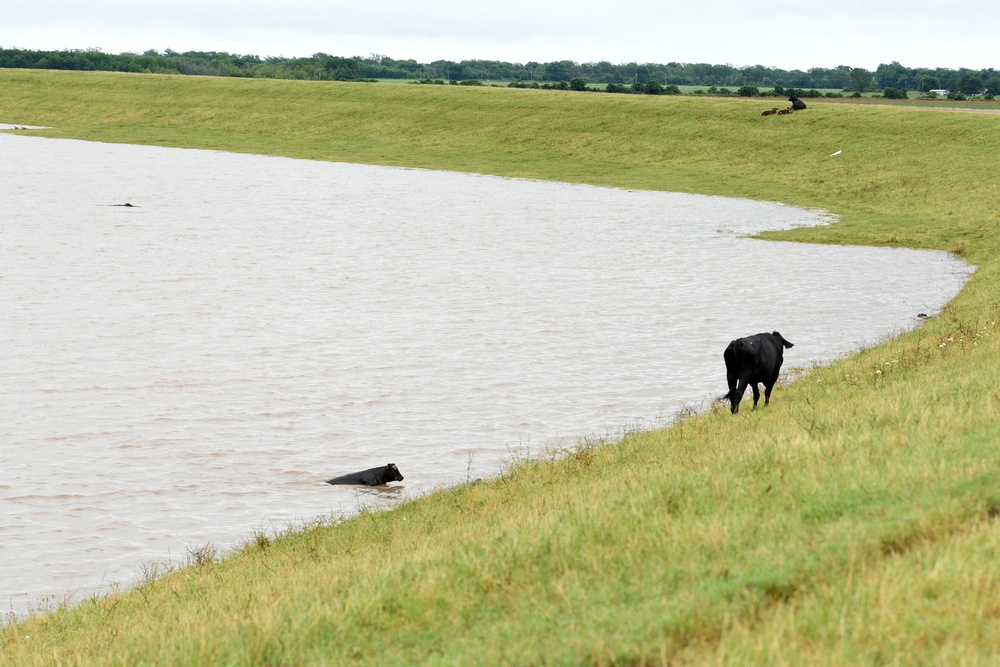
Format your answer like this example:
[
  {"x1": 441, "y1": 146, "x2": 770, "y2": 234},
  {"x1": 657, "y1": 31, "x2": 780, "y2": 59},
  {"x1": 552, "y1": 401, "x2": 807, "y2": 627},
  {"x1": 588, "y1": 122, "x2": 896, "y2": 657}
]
[{"x1": 724, "y1": 332, "x2": 794, "y2": 414}]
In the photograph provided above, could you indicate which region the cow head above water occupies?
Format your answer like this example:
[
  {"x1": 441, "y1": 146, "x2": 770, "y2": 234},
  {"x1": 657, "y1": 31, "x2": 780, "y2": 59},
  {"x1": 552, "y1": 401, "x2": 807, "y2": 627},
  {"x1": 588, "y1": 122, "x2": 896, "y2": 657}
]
[{"x1": 386, "y1": 463, "x2": 404, "y2": 482}]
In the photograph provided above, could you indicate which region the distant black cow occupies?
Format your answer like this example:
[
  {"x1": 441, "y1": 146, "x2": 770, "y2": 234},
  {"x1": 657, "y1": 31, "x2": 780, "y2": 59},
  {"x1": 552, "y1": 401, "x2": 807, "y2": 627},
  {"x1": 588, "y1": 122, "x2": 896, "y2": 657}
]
[
  {"x1": 325, "y1": 463, "x2": 404, "y2": 486},
  {"x1": 788, "y1": 95, "x2": 807, "y2": 111},
  {"x1": 724, "y1": 332, "x2": 794, "y2": 414}
]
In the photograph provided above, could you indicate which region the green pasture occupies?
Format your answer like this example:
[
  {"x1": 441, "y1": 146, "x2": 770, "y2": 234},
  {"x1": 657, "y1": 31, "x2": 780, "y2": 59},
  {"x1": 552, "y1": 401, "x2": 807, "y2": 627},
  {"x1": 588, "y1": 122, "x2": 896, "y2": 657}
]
[{"x1": 2, "y1": 69, "x2": 999, "y2": 665}]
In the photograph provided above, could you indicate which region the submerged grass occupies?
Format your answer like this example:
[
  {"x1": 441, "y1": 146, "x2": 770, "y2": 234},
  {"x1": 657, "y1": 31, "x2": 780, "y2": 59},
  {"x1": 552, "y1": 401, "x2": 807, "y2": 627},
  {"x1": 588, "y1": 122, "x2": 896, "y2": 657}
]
[{"x1": 2, "y1": 70, "x2": 1000, "y2": 665}]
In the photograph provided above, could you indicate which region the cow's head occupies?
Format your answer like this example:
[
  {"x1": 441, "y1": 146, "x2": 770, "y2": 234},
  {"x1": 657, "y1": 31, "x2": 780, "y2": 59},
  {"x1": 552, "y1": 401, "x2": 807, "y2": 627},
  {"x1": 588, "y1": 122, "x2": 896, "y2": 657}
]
[
  {"x1": 771, "y1": 331, "x2": 794, "y2": 349},
  {"x1": 386, "y1": 463, "x2": 404, "y2": 482},
  {"x1": 728, "y1": 392, "x2": 740, "y2": 414}
]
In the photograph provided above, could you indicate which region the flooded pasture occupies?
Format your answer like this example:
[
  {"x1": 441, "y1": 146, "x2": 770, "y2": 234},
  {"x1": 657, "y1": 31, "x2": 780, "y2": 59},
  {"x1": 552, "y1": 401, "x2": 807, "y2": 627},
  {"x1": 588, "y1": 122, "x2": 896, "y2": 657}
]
[{"x1": 0, "y1": 134, "x2": 972, "y2": 617}]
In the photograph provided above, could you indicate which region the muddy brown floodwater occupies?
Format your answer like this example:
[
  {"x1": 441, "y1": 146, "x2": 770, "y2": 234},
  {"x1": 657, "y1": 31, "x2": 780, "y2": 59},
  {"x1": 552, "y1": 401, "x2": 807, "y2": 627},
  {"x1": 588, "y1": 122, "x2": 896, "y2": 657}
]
[{"x1": 0, "y1": 134, "x2": 973, "y2": 617}]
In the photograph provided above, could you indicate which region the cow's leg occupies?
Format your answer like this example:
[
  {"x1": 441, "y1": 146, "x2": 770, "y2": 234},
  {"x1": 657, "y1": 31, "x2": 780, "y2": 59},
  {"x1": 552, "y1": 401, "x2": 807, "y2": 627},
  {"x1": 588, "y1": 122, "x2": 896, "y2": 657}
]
[
  {"x1": 725, "y1": 347, "x2": 740, "y2": 413},
  {"x1": 731, "y1": 372, "x2": 756, "y2": 415},
  {"x1": 731, "y1": 379, "x2": 748, "y2": 413},
  {"x1": 763, "y1": 372, "x2": 780, "y2": 406},
  {"x1": 727, "y1": 368, "x2": 740, "y2": 413},
  {"x1": 751, "y1": 383, "x2": 761, "y2": 409}
]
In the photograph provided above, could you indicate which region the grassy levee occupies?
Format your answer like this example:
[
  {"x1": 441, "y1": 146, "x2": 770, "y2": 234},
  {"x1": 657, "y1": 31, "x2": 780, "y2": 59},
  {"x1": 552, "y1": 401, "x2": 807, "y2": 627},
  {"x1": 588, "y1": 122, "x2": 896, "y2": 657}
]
[{"x1": 2, "y1": 70, "x2": 999, "y2": 665}]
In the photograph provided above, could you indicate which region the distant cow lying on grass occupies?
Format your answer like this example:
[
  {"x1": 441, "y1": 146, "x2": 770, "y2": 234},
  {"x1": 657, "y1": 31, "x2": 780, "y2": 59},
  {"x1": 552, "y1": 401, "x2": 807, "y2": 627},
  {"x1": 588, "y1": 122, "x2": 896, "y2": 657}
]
[
  {"x1": 724, "y1": 331, "x2": 794, "y2": 414},
  {"x1": 325, "y1": 463, "x2": 404, "y2": 486},
  {"x1": 761, "y1": 107, "x2": 778, "y2": 116}
]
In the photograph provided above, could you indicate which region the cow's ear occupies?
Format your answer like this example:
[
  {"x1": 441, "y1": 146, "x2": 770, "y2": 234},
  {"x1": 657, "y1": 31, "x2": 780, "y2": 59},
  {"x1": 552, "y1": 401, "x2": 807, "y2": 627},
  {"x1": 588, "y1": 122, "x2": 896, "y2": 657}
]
[{"x1": 783, "y1": 339, "x2": 794, "y2": 348}]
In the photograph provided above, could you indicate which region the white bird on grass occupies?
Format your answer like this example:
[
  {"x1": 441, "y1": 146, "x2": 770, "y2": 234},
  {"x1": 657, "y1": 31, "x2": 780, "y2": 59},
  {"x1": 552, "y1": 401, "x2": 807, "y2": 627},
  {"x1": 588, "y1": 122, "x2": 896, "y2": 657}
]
[{"x1": 830, "y1": 149, "x2": 842, "y2": 157}]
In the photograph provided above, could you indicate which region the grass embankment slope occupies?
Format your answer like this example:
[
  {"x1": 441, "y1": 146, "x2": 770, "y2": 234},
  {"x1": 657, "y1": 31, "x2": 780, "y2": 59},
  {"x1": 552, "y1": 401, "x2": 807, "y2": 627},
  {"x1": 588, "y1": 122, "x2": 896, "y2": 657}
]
[{"x1": 2, "y1": 70, "x2": 999, "y2": 665}]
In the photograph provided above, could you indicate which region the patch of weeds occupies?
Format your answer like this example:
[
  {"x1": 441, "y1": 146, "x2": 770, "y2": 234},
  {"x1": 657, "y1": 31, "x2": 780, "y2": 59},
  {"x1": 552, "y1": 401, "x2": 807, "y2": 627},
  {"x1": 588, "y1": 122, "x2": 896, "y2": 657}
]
[
  {"x1": 758, "y1": 579, "x2": 799, "y2": 604},
  {"x1": 252, "y1": 529, "x2": 272, "y2": 551},
  {"x1": 138, "y1": 560, "x2": 168, "y2": 586},
  {"x1": 871, "y1": 356, "x2": 901, "y2": 379},
  {"x1": 985, "y1": 498, "x2": 1000, "y2": 520},
  {"x1": 935, "y1": 320, "x2": 995, "y2": 354},
  {"x1": 877, "y1": 521, "x2": 941, "y2": 558},
  {"x1": 879, "y1": 532, "x2": 918, "y2": 557},
  {"x1": 187, "y1": 543, "x2": 217, "y2": 567},
  {"x1": 672, "y1": 404, "x2": 701, "y2": 425},
  {"x1": 572, "y1": 440, "x2": 598, "y2": 470}
]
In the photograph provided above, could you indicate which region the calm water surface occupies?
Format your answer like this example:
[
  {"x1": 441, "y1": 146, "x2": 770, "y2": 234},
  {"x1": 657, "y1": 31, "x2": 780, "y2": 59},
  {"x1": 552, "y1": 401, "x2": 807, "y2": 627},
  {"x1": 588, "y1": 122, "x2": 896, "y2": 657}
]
[{"x1": 0, "y1": 134, "x2": 972, "y2": 617}]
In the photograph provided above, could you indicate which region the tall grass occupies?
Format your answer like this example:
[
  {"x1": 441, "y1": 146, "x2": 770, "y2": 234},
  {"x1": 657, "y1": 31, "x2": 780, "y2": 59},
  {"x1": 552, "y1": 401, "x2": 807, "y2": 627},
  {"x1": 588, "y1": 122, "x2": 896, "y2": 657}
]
[{"x1": 2, "y1": 70, "x2": 999, "y2": 665}]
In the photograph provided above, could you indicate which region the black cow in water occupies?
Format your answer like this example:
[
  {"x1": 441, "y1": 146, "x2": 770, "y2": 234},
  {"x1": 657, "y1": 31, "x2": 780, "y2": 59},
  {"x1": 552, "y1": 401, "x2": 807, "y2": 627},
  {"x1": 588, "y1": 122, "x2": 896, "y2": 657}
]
[
  {"x1": 724, "y1": 332, "x2": 794, "y2": 414},
  {"x1": 788, "y1": 95, "x2": 807, "y2": 111},
  {"x1": 325, "y1": 463, "x2": 404, "y2": 486}
]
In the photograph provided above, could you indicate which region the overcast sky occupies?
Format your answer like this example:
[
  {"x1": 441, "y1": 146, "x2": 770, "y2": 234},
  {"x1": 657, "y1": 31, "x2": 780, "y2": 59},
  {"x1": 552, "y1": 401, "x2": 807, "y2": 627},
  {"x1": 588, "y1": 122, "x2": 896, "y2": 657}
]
[{"x1": 2, "y1": 1, "x2": 996, "y2": 71}]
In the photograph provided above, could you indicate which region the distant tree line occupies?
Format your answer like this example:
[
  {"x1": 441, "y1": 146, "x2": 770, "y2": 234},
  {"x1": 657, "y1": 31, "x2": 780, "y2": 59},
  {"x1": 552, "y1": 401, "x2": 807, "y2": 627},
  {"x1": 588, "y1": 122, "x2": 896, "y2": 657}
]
[
  {"x1": 1, "y1": 48, "x2": 997, "y2": 95},
  {"x1": 874, "y1": 61, "x2": 1000, "y2": 96},
  {"x1": 360, "y1": 55, "x2": 1000, "y2": 94},
  {"x1": 0, "y1": 48, "x2": 372, "y2": 81}
]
